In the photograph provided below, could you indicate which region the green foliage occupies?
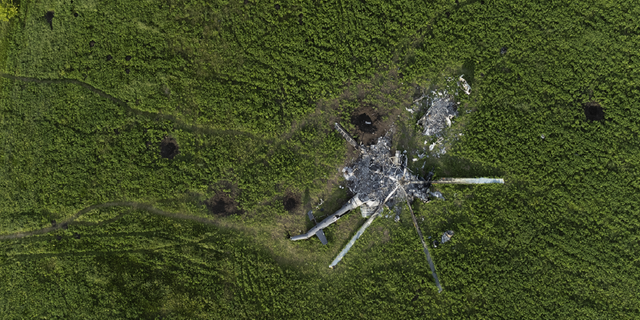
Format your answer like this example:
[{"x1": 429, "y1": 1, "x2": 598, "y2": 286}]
[
  {"x1": 2, "y1": 0, "x2": 640, "y2": 318},
  {"x1": 0, "y1": 0, "x2": 17, "y2": 22}
]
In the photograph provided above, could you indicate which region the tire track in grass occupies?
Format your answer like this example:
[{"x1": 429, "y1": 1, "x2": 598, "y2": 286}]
[
  {"x1": 0, "y1": 73, "x2": 263, "y2": 141},
  {"x1": 0, "y1": 201, "x2": 220, "y2": 240}
]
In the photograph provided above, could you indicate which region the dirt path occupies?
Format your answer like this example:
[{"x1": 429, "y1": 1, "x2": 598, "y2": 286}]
[{"x1": 0, "y1": 201, "x2": 221, "y2": 241}]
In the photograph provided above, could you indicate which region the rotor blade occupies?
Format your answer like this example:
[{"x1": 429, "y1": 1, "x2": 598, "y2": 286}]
[
  {"x1": 398, "y1": 185, "x2": 443, "y2": 293},
  {"x1": 329, "y1": 186, "x2": 398, "y2": 269}
]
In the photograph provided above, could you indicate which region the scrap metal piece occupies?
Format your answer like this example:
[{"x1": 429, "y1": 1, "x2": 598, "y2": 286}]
[
  {"x1": 417, "y1": 94, "x2": 458, "y2": 137},
  {"x1": 441, "y1": 230, "x2": 454, "y2": 244},
  {"x1": 458, "y1": 75, "x2": 471, "y2": 95},
  {"x1": 334, "y1": 122, "x2": 359, "y2": 150}
]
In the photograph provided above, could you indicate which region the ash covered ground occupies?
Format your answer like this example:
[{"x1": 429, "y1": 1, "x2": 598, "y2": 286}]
[{"x1": 342, "y1": 131, "x2": 435, "y2": 219}]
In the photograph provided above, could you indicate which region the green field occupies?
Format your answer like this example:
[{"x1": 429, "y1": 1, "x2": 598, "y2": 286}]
[{"x1": 1, "y1": 0, "x2": 640, "y2": 318}]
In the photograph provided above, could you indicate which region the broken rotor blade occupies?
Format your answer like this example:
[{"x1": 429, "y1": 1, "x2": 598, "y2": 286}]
[
  {"x1": 329, "y1": 186, "x2": 398, "y2": 269},
  {"x1": 431, "y1": 178, "x2": 504, "y2": 184},
  {"x1": 398, "y1": 185, "x2": 443, "y2": 293}
]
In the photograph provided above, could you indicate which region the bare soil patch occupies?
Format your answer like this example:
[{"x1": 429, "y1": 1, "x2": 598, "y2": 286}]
[
  {"x1": 160, "y1": 136, "x2": 179, "y2": 159},
  {"x1": 584, "y1": 102, "x2": 604, "y2": 121}
]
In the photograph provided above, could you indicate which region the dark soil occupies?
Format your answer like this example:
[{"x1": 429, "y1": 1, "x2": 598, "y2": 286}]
[
  {"x1": 350, "y1": 105, "x2": 391, "y2": 145},
  {"x1": 74, "y1": 12, "x2": 78, "y2": 17},
  {"x1": 45, "y1": 11, "x2": 54, "y2": 30},
  {"x1": 500, "y1": 46, "x2": 507, "y2": 55},
  {"x1": 106, "y1": 55, "x2": 112, "y2": 61},
  {"x1": 275, "y1": 4, "x2": 280, "y2": 10},
  {"x1": 353, "y1": 113, "x2": 376, "y2": 133},
  {"x1": 90, "y1": 41, "x2": 95, "y2": 47},
  {"x1": 125, "y1": 55, "x2": 132, "y2": 61},
  {"x1": 205, "y1": 191, "x2": 240, "y2": 217},
  {"x1": 584, "y1": 102, "x2": 605, "y2": 121},
  {"x1": 283, "y1": 192, "x2": 301, "y2": 213},
  {"x1": 160, "y1": 136, "x2": 179, "y2": 159}
]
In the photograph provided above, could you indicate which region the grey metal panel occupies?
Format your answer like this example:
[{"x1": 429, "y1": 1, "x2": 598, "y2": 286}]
[
  {"x1": 316, "y1": 229, "x2": 328, "y2": 245},
  {"x1": 307, "y1": 210, "x2": 316, "y2": 223},
  {"x1": 334, "y1": 123, "x2": 359, "y2": 150}
]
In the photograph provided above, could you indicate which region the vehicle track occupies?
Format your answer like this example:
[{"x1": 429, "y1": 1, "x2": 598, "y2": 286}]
[
  {"x1": 0, "y1": 201, "x2": 220, "y2": 241},
  {"x1": 0, "y1": 73, "x2": 263, "y2": 141}
]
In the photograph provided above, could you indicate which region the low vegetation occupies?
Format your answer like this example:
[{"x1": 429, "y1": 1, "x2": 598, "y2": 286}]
[{"x1": 1, "y1": 0, "x2": 640, "y2": 318}]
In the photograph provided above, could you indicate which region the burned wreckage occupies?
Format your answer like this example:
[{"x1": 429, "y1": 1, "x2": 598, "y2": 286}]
[{"x1": 290, "y1": 76, "x2": 502, "y2": 293}]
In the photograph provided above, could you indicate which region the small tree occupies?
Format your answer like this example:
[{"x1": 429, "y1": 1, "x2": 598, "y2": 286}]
[{"x1": 0, "y1": 0, "x2": 18, "y2": 22}]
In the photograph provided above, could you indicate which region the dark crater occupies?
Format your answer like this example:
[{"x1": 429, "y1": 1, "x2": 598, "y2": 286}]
[
  {"x1": 160, "y1": 136, "x2": 180, "y2": 159},
  {"x1": 275, "y1": 4, "x2": 280, "y2": 10},
  {"x1": 584, "y1": 102, "x2": 605, "y2": 121},
  {"x1": 106, "y1": 55, "x2": 112, "y2": 61},
  {"x1": 45, "y1": 11, "x2": 54, "y2": 30},
  {"x1": 204, "y1": 181, "x2": 242, "y2": 217},
  {"x1": 125, "y1": 55, "x2": 132, "y2": 61},
  {"x1": 90, "y1": 40, "x2": 95, "y2": 47},
  {"x1": 352, "y1": 113, "x2": 377, "y2": 134},
  {"x1": 500, "y1": 46, "x2": 507, "y2": 55},
  {"x1": 283, "y1": 192, "x2": 301, "y2": 213}
]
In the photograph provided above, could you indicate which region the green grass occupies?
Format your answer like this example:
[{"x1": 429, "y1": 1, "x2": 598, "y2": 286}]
[{"x1": 2, "y1": 0, "x2": 640, "y2": 318}]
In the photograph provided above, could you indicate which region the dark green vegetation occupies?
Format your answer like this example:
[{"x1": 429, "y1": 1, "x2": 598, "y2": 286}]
[{"x1": 1, "y1": 0, "x2": 640, "y2": 318}]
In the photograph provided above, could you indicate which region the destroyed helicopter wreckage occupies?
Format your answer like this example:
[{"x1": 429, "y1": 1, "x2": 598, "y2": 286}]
[{"x1": 290, "y1": 75, "x2": 503, "y2": 293}]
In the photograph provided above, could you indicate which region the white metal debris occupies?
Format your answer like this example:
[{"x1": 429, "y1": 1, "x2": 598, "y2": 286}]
[
  {"x1": 458, "y1": 75, "x2": 471, "y2": 95},
  {"x1": 342, "y1": 131, "x2": 432, "y2": 218}
]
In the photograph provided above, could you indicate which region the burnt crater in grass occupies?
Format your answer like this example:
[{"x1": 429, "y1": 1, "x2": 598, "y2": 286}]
[
  {"x1": 283, "y1": 192, "x2": 301, "y2": 213},
  {"x1": 160, "y1": 136, "x2": 179, "y2": 159},
  {"x1": 45, "y1": 11, "x2": 54, "y2": 30},
  {"x1": 353, "y1": 113, "x2": 377, "y2": 134},
  {"x1": 584, "y1": 102, "x2": 605, "y2": 121}
]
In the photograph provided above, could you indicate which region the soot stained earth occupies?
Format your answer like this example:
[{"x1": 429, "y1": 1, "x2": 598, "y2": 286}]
[
  {"x1": 283, "y1": 192, "x2": 301, "y2": 213},
  {"x1": 350, "y1": 105, "x2": 391, "y2": 146},
  {"x1": 160, "y1": 136, "x2": 179, "y2": 159},
  {"x1": 45, "y1": 11, "x2": 54, "y2": 30},
  {"x1": 584, "y1": 102, "x2": 605, "y2": 121},
  {"x1": 205, "y1": 192, "x2": 241, "y2": 217},
  {"x1": 353, "y1": 113, "x2": 377, "y2": 133}
]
